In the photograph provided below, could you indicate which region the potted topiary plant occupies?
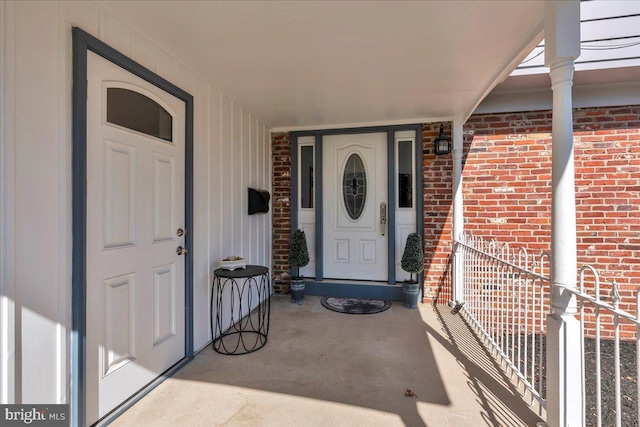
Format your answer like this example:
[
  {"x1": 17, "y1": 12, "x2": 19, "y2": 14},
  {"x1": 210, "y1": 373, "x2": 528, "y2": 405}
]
[
  {"x1": 288, "y1": 229, "x2": 310, "y2": 304},
  {"x1": 401, "y1": 232, "x2": 424, "y2": 309}
]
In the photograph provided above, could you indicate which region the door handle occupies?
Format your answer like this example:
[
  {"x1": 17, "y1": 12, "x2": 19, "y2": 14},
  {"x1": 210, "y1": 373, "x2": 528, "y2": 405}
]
[
  {"x1": 176, "y1": 246, "x2": 188, "y2": 256},
  {"x1": 380, "y1": 202, "x2": 387, "y2": 236}
]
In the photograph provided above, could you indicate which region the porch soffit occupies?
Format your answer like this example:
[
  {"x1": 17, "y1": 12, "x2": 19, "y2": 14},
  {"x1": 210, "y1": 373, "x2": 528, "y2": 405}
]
[{"x1": 97, "y1": 0, "x2": 545, "y2": 130}]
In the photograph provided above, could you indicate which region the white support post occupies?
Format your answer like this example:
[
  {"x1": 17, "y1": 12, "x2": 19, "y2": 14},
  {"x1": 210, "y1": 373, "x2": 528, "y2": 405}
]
[
  {"x1": 544, "y1": 2, "x2": 583, "y2": 426},
  {"x1": 452, "y1": 117, "x2": 464, "y2": 304}
]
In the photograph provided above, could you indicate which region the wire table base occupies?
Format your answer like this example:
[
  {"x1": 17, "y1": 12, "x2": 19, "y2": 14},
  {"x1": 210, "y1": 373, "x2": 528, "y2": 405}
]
[{"x1": 210, "y1": 265, "x2": 271, "y2": 355}]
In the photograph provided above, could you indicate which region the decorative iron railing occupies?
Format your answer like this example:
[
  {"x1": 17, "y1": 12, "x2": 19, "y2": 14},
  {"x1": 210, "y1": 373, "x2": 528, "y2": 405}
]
[
  {"x1": 455, "y1": 233, "x2": 550, "y2": 405},
  {"x1": 571, "y1": 267, "x2": 639, "y2": 427},
  {"x1": 455, "y1": 233, "x2": 640, "y2": 426}
]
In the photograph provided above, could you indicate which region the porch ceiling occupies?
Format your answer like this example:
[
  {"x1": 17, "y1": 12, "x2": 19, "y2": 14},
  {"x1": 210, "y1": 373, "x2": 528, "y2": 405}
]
[{"x1": 98, "y1": 1, "x2": 545, "y2": 130}]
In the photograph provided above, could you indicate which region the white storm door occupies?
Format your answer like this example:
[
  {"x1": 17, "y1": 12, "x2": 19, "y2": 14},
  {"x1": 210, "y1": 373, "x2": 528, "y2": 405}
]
[
  {"x1": 86, "y1": 52, "x2": 186, "y2": 423},
  {"x1": 323, "y1": 133, "x2": 388, "y2": 281}
]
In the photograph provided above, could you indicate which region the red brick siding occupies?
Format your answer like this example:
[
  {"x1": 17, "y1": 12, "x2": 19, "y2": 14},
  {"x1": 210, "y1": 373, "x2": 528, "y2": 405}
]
[
  {"x1": 422, "y1": 123, "x2": 453, "y2": 304},
  {"x1": 455, "y1": 106, "x2": 640, "y2": 337},
  {"x1": 271, "y1": 132, "x2": 291, "y2": 293}
]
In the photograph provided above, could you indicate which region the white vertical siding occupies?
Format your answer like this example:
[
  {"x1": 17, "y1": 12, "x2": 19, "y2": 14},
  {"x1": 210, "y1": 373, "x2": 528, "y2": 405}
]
[
  {"x1": 13, "y1": 0, "x2": 63, "y2": 403},
  {"x1": 257, "y1": 121, "x2": 266, "y2": 266},
  {"x1": 220, "y1": 96, "x2": 234, "y2": 259},
  {"x1": 207, "y1": 90, "x2": 222, "y2": 343},
  {"x1": 100, "y1": 13, "x2": 131, "y2": 57},
  {"x1": 232, "y1": 103, "x2": 243, "y2": 255},
  {"x1": 191, "y1": 77, "x2": 211, "y2": 349},
  {"x1": 242, "y1": 110, "x2": 252, "y2": 261},
  {"x1": 0, "y1": 0, "x2": 272, "y2": 405},
  {"x1": 208, "y1": 93, "x2": 273, "y2": 338},
  {"x1": 0, "y1": 0, "x2": 17, "y2": 405}
]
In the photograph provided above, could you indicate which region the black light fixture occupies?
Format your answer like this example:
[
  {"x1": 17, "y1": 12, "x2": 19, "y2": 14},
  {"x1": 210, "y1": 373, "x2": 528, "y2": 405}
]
[{"x1": 433, "y1": 123, "x2": 451, "y2": 155}]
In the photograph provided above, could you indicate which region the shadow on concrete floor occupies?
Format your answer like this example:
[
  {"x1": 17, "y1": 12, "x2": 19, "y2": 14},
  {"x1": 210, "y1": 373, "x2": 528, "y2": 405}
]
[{"x1": 112, "y1": 295, "x2": 543, "y2": 427}]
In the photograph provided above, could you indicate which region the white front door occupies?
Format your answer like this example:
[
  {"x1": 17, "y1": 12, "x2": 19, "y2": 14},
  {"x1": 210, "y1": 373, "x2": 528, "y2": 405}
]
[
  {"x1": 323, "y1": 133, "x2": 388, "y2": 281},
  {"x1": 86, "y1": 52, "x2": 186, "y2": 423}
]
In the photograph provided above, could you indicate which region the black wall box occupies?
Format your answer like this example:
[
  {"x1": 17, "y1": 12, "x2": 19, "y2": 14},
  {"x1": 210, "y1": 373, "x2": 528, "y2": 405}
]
[{"x1": 248, "y1": 188, "x2": 270, "y2": 215}]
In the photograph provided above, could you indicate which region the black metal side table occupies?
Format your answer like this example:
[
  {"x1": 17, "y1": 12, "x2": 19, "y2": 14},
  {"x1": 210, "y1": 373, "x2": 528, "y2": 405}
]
[{"x1": 210, "y1": 265, "x2": 271, "y2": 355}]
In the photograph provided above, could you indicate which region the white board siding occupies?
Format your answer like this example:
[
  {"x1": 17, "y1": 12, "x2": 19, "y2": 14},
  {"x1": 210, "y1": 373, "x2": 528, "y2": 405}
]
[
  {"x1": 209, "y1": 93, "x2": 272, "y2": 340},
  {"x1": 513, "y1": 1, "x2": 640, "y2": 75},
  {"x1": 1, "y1": 0, "x2": 18, "y2": 405},
  {"x1": 0, "y1": 0, "x2": 272, "y2": 405},
  {"x1": 13, "y1": 1, "x2": 63, "y2": 404},
  {"x1": 232, "y1": 103, "x2": 243, "y2": 256}
]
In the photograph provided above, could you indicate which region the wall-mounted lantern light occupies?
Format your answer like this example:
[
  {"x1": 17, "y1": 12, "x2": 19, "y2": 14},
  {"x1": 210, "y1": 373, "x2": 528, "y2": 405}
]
[{"x1": 433, "y1": 124, "x2": 451, "y2": 155}]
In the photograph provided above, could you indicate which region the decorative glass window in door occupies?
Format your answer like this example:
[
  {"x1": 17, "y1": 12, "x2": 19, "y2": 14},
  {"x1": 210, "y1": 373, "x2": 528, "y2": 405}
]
[
  {"x1": 300, "y1": 145, "x2": 314, "y2": 209},
  {"x1": 342, "y1": 153, "x2": 367, "y2": 220},
  {"x1": 107, "y1": 87, "x2": 173, "y2": 142},
  {"x1": 398, "y1": 139, "x2": 413, "y2": 208}
]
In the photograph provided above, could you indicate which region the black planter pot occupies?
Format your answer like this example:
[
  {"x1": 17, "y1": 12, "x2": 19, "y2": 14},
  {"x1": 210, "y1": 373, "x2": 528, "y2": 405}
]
[
  {"x1": 403, "y1": 281, "x2": 420, "y2": 309},
  {"x1": 290, "y1": 279, "x2": 305, "y2": 304}
]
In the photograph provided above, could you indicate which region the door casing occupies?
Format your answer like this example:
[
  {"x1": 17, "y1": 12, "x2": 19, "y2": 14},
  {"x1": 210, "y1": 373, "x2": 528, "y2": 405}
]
[
  {"x1": 290, "y1": 124, "x2": 423, "y2": 290},
  {"x1": 72, "y1": 27, "x2": 194, "y2": 427}
]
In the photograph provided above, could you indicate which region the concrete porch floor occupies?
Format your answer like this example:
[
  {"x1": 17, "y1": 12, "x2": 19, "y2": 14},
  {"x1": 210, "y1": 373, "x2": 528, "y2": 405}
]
[{"x1": 112, "y1": 295, "x2": 544, "y2": 427}]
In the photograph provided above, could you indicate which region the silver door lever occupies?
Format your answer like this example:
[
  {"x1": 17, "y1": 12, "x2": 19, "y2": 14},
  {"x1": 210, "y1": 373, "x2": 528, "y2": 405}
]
[{"x1": 380, "y1": 202, "x2": 387, "y2": 236}]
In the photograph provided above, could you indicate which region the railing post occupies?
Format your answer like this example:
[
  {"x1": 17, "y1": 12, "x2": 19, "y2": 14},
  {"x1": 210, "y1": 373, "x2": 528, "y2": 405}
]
[
  {"x1": 544, "y1": 2, "x2": 583, "y2": 426},
  {"x1": 452, "y1": 117, "x2": 464, "y2": 304}
]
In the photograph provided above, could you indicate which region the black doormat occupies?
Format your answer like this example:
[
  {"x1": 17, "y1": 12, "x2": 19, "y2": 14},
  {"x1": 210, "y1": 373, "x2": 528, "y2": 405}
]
[{"x1": 320, "y1": 296, "x2": 391, "y2": 315}]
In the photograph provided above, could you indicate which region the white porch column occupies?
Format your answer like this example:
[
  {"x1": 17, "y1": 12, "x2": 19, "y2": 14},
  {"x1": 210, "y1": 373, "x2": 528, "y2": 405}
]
[
  {"x1": 452, "y1": 117, "x2": 464, "y2": 303},
  {"x1": 544, "y1": 2, "x2": 582, "y2": 426}
]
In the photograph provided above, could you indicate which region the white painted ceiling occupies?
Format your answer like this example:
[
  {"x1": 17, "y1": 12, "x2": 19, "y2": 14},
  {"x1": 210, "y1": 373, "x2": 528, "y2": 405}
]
[{"x1": 98, "y1": 1, "x2": 545, "y2": 130}]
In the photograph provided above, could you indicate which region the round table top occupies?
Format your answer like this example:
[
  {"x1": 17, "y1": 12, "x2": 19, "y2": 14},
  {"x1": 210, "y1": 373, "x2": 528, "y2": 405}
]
[{"x1": 213, "y1": 265, "x2": 268, "y2": 279}]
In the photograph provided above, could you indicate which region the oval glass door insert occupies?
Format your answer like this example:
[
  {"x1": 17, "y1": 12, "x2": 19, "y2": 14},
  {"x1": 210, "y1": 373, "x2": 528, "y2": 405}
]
[{"x1": 342, "y1": 153, "x2": 367, "y2": 220}]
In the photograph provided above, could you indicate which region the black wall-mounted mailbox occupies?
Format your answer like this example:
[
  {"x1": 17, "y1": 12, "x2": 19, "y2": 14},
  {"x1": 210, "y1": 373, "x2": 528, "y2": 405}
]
[{"x1": 248, "y1": 188, "x2": 270, "y2": 215}]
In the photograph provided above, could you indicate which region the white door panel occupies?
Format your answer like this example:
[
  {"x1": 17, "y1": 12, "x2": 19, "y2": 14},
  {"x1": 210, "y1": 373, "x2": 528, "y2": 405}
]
[
  {"x1": 103, "y1": 273, "x2": 136, "y2": 376},
  {"x1": 153, "y1": 154, "x2": 177, "y2": 243},
  {"x1": 323, "y1": 133, "x2": 387, "y2": 281},
  {"x1": 86, "y1": 52, "x2": 186, "y2": 423},
  {"x1": 102, "y1": 140, "x2": 137, "y2": 249}
]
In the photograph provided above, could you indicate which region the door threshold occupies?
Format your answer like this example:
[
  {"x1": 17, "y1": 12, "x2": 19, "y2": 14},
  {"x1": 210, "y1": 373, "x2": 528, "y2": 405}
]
[
  {"x1": 310, "y1": 279, "x2": 396, "y2": 286},
  {"x1": 304, "y1": 280, "x2": 405, "y2": 301}
]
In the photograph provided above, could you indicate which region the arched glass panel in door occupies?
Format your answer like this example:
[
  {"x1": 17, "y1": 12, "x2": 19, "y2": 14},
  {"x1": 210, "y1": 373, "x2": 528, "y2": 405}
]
[
  {"x1": 342, "y1": 153, "x2": 367, "y2": 220},
  {"x1": 107, "y1": 87, "x2": 173, "y2": 141}
]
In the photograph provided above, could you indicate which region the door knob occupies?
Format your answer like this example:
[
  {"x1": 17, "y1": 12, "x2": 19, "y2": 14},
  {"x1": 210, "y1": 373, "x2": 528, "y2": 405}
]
[{"x1": 176, "y1": 246, "x2": 188, "y2": 256}]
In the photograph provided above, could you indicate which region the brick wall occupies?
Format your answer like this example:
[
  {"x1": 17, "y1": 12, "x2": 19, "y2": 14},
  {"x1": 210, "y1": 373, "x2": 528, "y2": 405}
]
[
  {"x1": 422, "y1": 123, "x2": 453, "y2": 304},
  {"x1": 271, "y1": 132, "x2": 291, "y2": 293},
  {"x1": 450, "y1": 106, "x2": 640, "y2": 336}
]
